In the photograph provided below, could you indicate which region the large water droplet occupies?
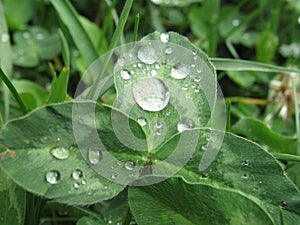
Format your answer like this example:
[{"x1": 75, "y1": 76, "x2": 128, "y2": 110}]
[
  {"x1": 40, "y1": 136, "x2": 48, "y2": 144},
  {"x1": 177, "y1": 118, "x2": 195, "y2": 133},
  {"x1": 132, "y1": 77, "x2": 170, "y2": 112},
  {"x1": 137, "y1": 117, "x2": 147, "y2": 127},
  {"x1": 1, "y1": 33, "x2": 9, "y2": 43},
  {"x1": 171, "y1": 63, "x2": 189, "y2": 79},
  {"x1": 88, "y1": 148, "x2": 102, "y2": 165},
  {"x1": 45, "y1": 170, "x2": 61, "y2": 184},
  {"x1": 125, "y1": 161, "x2": 135, "y2": 171},
  {"x1": 120, "y1": 69, "x2": 131, "y2": 80},
  {"x1": 50, "y1": 147, "x2": 69, "y2": 160},
  {"x1": 137, "y1": 45, "x2": 158, "y2": 64},
  {"x1": 72, "y1": 169, "x2": 84, "y2": 180},
  {"x1": 160, "y1": 32, "x2": 169, "y2": 43}
]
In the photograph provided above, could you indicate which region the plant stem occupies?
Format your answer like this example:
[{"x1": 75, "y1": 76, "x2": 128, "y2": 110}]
[
  {"x1": 273, "y1": 153, "x2": 300, "y2": 163},
  {"x1": 133, "y1": 13, "x2": 140, "y2": 42},
  {"x1": 292, "y1": 84, "x2": 300, "y2": 155}
]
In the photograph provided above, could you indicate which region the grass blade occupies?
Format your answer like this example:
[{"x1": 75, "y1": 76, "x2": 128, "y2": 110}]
[
  {"x1": 50, "y1": 0, "x2": 98, "y2": 67},
  {"x1": 0, "y1": 1, "x2": 12, "y2": 122},
  {"x1": 133, "y1": 13, "x2": 140, "y2": 42},
  {"x1": 211, "y1": 58, "x2": 300, "y2": 74},
  {"x1": 0, "y1": 67, "x2": 28, "y2": 114},
  {"x1": 293, "y1": 84, "x2": 300, "y2": 155}
]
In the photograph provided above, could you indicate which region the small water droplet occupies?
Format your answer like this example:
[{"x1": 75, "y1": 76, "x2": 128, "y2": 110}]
[
  {"x1": 156, "y1": 128, "x2": 163, "y2": 136},
  {"x1": 197, "y1": 69, "x2": 202, "y2": 73},
  {"x1": 182, "y1": 86, "x2": 188, "y2": 91},
  {"x1": 192, "y1": 51, "x2": 197, "y2": 55},
  {"x1": 177, "y1": 118, "x2": 195, "y2": 132},
  {"x1": 194, "y1": 76, "x2": 201, "y2": 82},
  {"x1": 120, "y1": 69, "x2": 131, "y2": 80},
  {"x1": 56, "y1": 136, "x2": 61, "y2": 142},
  {"x1": 160, "y1": 32, "x2": 169, "y2": 43},
  {"x1": 137, "y1": 45, "x2": 158, "y2": 64},
  {"x1": 72, "y1": 169, "x2": 84, "y2": 180},
  {"x1": 40, "y1": 136, "x2": 48, "y2": 144},
  {"x1": 155, "y1": 121, "x2": 163, "y2": 129},
  {"x1": 81, "y1": 179, "x2": 86, "y2": 185},
  {"x1": 137, "y1": 117, "x2": 147, "y2": 127},
  {"x1": 88, "y1": 148, "x2": 102, "y2": 165},
  {"x1": 111, "y1": 173, "x2": 118, "y2": 179},
  {"x1": 193, "y1": 56, "x2": 197, "y2": 60},
  {"x1": 50, "y1": 147, "x2": 69, "y2": 160},
  {"x1": 253, "y1": 186, "x2": 259, "y2": 191},
  {"x1": 232, "y1": 19, "x2": 240, "y2": 27},
  {"x1": 191, "y1": 64, "x2": 196, "y2": 68},
  {"x1": 45, "y1": 170, "x2": 60, "y2": 184},
  {"x1": 151, "y1": 70, "x2": 157, "y2": 76},
  {"x1": 155, "y1": 64, "x2": 160, "y2": 69},
  {"x1": 165, "y1": 47, "x2": 173, "y2": 54},
  {"x1": 1, "y1": 33, "x2": 9, "y2": 43},
  {"x1": 185, "y1": 94, "x2": 190, "y2": 99},
  {"x1": 36, "y1": 33, "x2": 44, "y2": 40},
  {"x1": 202, "y1": 173, "x2": 209, "y2": 179},
  {"x1": 279, "y1": 201, "x2": 287, "y2": 208},
  {"x1": 171, "y1": 63, "x2": 189, "y2": 79},
  {"x1": 202, "y1": 144, "x2": 208, "y2": 151},
  {"x1": 242, "y1": 174, "x2": 248, "y2": 179},
  {"x1": 74, "y1": 182, "x2": 81, "y2": 188},
  {"x1": 132, "y1": 77, "x2": 170, "y2": 112},
  {"x1": 242, "y1": 160, "x2": 249, "y2": 166},
  {"x1": 137, "y1": 63, "x2": 142, "y2": 68},
  {"x1": 125, "y1": 161, "x2": 135, "y2": 170},
  {"x1": 194, "y1": 89, "x2": 200, "y2": 93}
]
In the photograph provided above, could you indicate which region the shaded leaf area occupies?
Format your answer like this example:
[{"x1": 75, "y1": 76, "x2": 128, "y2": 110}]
[
  {"x1": 129, "y1": 177, "x2": 274, "y2": 225},
  {"x1": 0, "y1": 168, "x2": 26, "y2": 225},
  {"x1": 149, "y1": 128, "x2": 300, "y2": 224},
  {"x1": 232, "y1": 117, "x2": 297, "y2": 155},
  {"x1": 76, "y1": 216, "x2": 105, "y2": 225},
  {"x1": 114, "y1": 31, "x2": 216, "y2": 151},
  {"x1": 0, "y1": 102, "x2": 149, "y2": 204}
]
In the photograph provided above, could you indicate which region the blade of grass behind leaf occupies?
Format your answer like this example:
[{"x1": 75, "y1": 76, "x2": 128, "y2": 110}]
[
  {"x1": 0, "y1": 68, "x2": 28, "y2": 114},
  {"x1": 0, "y1": 1, "x2": 12, "y2": 121},
  {"x1": 211, "y1": 58, "x2": 300, "y2": 74},
  {"x1": 50, "y1": 0, "x2": 98, "y2": 67}
]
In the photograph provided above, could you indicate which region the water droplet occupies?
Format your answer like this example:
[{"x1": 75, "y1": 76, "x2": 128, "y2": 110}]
[
  {"x1": 298, "y1": 17, "x2": 300, "y2": 24},
  {"x1": 191, "y1": 64, "x2": 196, "y2": 68},
  {"x1": 120, "y1": 69, "x2": 131, "y2": 80},
  {"x1": 197, "y1": 69, "x2": 202, "y2": 73},
  {"x1": 50, "y1": 147, "x2": 69, "y2": 160},
  {"x1": 81, "y1": 179, "x2": 86, "y2": 185},
  {"x1": 193, "y1": 56, "x2": 197, "y2": 60},
  {"x1": 155, "y1": 121, "x2": 163, "y2": 129},
  {"x1": 155, "y1": 64, "x2": 160, "y2": 69},
  {"x1": 195, "y1": 89, "x2": 199, "y2": 93},
  {"x1": 156, "y1": 128, "x2": 163, "y2": 136},
  {"x1": 202, "y1": 144, "x2": 208, "y2": 151},
  {"x1": 36, "y1": 33, "x2": 44, "y2": 40},
  {"x1": 72, "y1": 169, "x2": 84, "y2": 180},
  {"x1": 111, "y1": 173, "x2": 118, "y2": 179},
  {"x1": 202, "y1": 173, "x2": 209, "y2": 179},
  {"x1": 242, "y1": 160, "x2": 249, "y2": 166},
  {"x1": 194, "y1": 76, "x2": 201, "y2": 82},
  {"x1": 160, "y1": 32, "x2": 169, "y2": 43},
  {"x1": 137, "y1": 117, "x2": 147, "y2": 127},
  {"x1": 165, "y1": 47, "x2": 173, "y2": 54},
  {"x1": 177, "y1": 118, "x2": 195, "y2": 132},
  {"x1": 56, "y1": 136, "x2": 61, "y2": 142},
  {"x1": 125, "y1": 161, "x2": 135, "y2": 170},
  {"x1": 253, "y1": 186, "x2": 259, "y2": 191},
  {"x1": 232, "y1": 19, "x2": 240, "y2": 27},
  {"x1": 279, "y1": 201, "x2": 287, "y2": 208},
  {"x1": 45, "y1": 170, "x2": 60, "y2": 184},
  {"x1": 74, "y1": 182, "x2": 81, "y2": 188},
  {"x1": 171, "y1": 63, "x2": 189, "y2": 79},
  {"x1": 151, "y1": 70, "x2": 157, "y2": 76},
  {"x1": 88, "y1": 148, "x2": 102, "y2": 165},
  {"x1": 137, "y1": 63, "x2": 142, "y2": 68},
  {"x1": 182, "y1": 86, "x2": 188, "y2": 91},
  {"x1": 40, "y1": 136, "x2": 48, "y2": 144},
  {"x1": 1, "y1": 33, "x2": 9, "y2": 43},
  {"x1": 132, "y1": 77, "x2": 170, "y2": 112},
  {"x1": 137, "y1": 45, "x2": 158, "y2": 64},
  {"x1": 185, "y1": 94, "x2": 190, "y2": 99},
  {"x1": 242, "y1": 174, "x2": 248, "y2": 179}
]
